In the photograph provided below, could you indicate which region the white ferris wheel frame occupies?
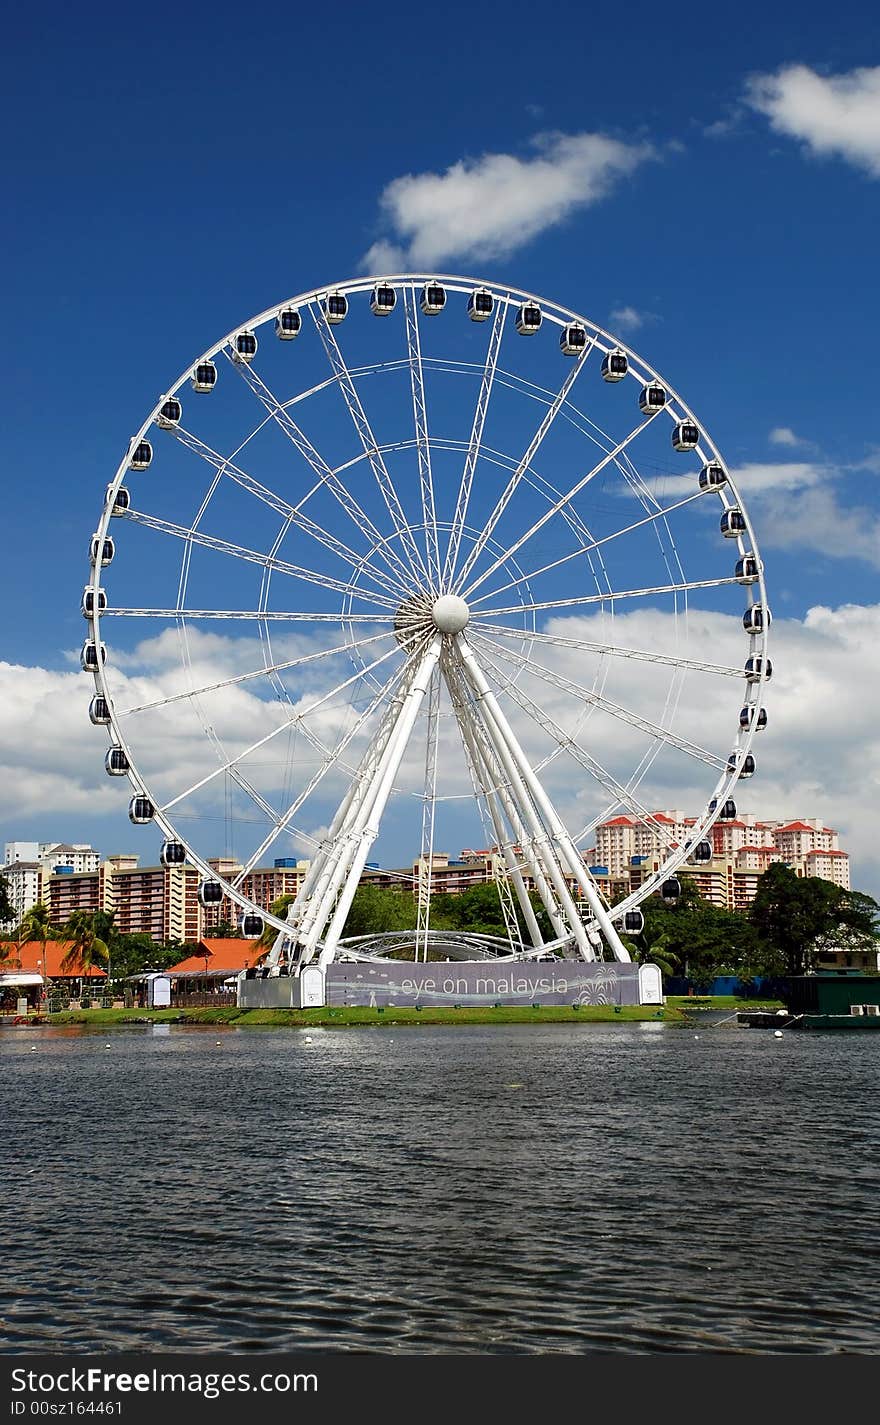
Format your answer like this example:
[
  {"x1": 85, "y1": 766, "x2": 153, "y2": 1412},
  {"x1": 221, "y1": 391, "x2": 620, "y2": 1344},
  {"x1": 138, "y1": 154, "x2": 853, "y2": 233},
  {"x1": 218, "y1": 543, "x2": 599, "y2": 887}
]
[{"x1": 84, "y1": 273, "x2": 770, "y2": 966}]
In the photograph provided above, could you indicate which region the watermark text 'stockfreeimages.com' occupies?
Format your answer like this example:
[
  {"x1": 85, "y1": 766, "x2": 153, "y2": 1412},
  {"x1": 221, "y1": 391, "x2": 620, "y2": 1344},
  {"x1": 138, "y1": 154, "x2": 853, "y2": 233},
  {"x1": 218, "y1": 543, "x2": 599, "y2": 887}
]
[{"x1": 9, "y1": 1366, "x2": 317, "y2": 1409}]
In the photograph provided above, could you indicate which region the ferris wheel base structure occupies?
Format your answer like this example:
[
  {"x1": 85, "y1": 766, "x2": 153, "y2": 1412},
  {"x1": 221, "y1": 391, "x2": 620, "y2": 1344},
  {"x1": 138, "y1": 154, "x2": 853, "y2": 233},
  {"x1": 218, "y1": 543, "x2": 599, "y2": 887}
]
[{"x1": 237, "y1": 959, "x2": 664, "y2": 1010}]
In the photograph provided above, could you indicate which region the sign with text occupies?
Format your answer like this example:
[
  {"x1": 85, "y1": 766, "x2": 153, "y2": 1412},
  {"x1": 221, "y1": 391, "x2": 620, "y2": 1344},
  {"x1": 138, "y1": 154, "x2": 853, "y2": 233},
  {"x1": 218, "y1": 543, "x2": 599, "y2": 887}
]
[{"x1": 326, "y1": 960, "x2": 642, "y2": 1007}]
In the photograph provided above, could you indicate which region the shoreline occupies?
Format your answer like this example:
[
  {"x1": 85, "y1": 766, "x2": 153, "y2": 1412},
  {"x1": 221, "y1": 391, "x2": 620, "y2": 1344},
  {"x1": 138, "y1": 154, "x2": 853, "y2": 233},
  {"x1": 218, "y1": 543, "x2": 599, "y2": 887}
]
[{"x1": 5, "y1": 996, "x2": 782, "y2": 1029}]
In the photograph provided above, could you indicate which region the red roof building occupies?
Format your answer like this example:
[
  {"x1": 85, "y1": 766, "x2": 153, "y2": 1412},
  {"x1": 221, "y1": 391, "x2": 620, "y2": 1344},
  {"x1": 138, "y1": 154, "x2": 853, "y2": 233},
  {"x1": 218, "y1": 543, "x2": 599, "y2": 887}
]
[
  {"x1": 0, "y1": 940, "x2": 107, "y2": 979},
  {"x1": 165, "y1": 938, "x2": 264, "y2": 976}
]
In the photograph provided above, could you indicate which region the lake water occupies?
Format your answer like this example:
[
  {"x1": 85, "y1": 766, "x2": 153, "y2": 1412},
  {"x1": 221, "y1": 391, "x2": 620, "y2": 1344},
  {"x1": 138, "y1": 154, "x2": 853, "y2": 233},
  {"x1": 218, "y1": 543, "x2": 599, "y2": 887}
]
[{"x1": 1, "y1": 1021, "x2": 878, "y2": 1354}]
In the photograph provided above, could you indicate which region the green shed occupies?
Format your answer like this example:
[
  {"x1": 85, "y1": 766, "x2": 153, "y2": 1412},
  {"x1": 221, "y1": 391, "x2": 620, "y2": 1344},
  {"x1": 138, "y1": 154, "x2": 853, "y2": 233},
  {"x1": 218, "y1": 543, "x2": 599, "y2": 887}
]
[{"x1": 786, "y1": 975, "x2": 880, "y2": 1014}]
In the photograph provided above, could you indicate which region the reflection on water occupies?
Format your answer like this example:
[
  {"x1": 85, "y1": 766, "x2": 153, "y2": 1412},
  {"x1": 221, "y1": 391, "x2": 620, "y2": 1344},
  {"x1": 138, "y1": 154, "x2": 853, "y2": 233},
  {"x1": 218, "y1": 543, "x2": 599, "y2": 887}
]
[{"x1": 1, "y1": 1022, "x2": 878, "y2": 1354}]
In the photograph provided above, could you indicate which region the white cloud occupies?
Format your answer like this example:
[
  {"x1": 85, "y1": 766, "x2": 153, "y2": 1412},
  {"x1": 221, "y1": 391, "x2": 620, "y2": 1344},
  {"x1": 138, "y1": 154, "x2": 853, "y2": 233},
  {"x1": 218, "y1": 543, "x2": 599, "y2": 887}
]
[
  {"x1": 0, "y1": 621, "x2": 395, "y2": 870},
  {"x1": 359, "y1": 240, "x2": 406, "y2": 274},
  {"x1": 746, "y1": 486, "x2": 880, "y2": 569},
  {"x1": 704, "y1": 113, "x2": 742, "y2": 139},
  {"x1": 730, "y1": 460, "x2": 826, "y2": 493},
  {"x1": 745, "y1": 63, "x2": 880, "y2": 177},
  {"x1": 500, "y1": 602, "x2": 880, "y2": 896},
  {"x1": 361, "y1": 131, "x2": 655, "y2": 270},
  {"x1": 4, "y1": 601, "x2": 879, "y2": 898},
  {"x1": 615, "y1": 460, "x2": 825, "y2": 501},
  {"x1": 769, "y1": 426, "x2": 808, "y2": 448},
  {"x1": 586, "y1": 451, "x2": 878, "y2": 572},
  {"x1": 727, "y1": 462, "x2": 880, "y2": 567},
  {"x1": 609, "y1": 305, "x2": 646, "y2": 331}
]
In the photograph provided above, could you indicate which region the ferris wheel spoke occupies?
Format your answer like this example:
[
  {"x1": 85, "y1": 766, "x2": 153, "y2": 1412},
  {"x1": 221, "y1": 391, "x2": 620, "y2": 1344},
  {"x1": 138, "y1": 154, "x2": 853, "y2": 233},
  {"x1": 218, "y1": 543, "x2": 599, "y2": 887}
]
[
  {"x1": 445, "y1": 662, "x2": 540, "y2": 950},
  {"x1": 226, "y1": 765, "x2": 293, "y2": 834},
  {"x1": 403, "y1": 289, "x2": 441, "y2": 590},
  {"x1": 231, "y1": 658, "x2": 410, "y2": 886},
  {"x1": 453, "y1": 339, "x2": 597, "y2": 593},
  {"x1": 117, "y1": 628, "x2": 396, "y2": 717},
  {"x1": 104, "y1": 608, "x2": 396, "y2": 623},
  {"x1": 472, "y1": 634, "x2": 726, "y2": 769},
  {"x1": 467, "y1": 485, "x2": 712, "y2": 607},
  {"x1": 168, "y1": 424, "x2": 408, "y2": 605},
  {"x1": 477, "y1": 574, "x2": 740, "y2": 619},
  {"x1": 474, "y1": 622, "x2": 745, "y2": 678},
  {"x1": 157, "y1": 640, "x2": 404, "y2": 814},
  {"x1": 443, "y1": 301, "x2": 508, "y2": 587},
  {"x1": 453, "y1": 639, "x2": 618, "y2": 959},
  {"x1": 310, "y1": 303, "x2": 432, "y2": 587},
  {"x1": 469, "y1": 639, "x2": 682, "y2": 851},
  {"x1": 460, "y1": 408, "x2": 664, "y2": 600},
  {"x1": 224, "y1": 353, "x2": 417, "y2": 590},
  {"x1": 119, "y1": 508, "x2": 401, "y2": 610}
]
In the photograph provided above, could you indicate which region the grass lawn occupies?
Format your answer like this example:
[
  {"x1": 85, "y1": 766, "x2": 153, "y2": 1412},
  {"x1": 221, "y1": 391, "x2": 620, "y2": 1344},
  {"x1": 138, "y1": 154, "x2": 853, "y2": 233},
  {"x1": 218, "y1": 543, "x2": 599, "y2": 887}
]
[
  {"x1": 40, "y1": 1003, "x2": 684, "y2": 1028},
  {"x1": 17, "y1": 995, "x2": 784, "y2": 1031}
]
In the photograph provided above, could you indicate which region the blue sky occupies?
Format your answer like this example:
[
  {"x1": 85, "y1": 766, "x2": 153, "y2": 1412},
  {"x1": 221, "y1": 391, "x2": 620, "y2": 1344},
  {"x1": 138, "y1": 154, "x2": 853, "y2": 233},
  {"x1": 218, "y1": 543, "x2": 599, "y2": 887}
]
[{"x1": 3, "y1": 0, "x2": 879, "y2": 894}]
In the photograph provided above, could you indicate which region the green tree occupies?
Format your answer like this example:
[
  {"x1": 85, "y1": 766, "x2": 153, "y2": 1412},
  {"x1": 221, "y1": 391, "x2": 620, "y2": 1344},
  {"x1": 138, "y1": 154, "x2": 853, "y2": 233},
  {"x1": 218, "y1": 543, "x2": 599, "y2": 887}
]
[
  {"x1": 259, "y1": 893, "x2": 295, "y2": 947},
  {"x1": 15, "y1": 901, "x2": 56, "y2": 954},
  {"x1": 638, "y1": 879, "x2": 781, "y2": 987},
  {"x1": 0, "y1": 873, "x2": 12, "y2": 927},
  {"x1": 342, "y1": 884, "x2": 418, "y2": 938},
  {"x1": 0, "y1": 941, "x2": 20, "y2": 972},
  {"x1": 207, "y1": 919, "x2": 242, "y2": 939},
  {"x1": 90, "y1": 909, "x2": 127, "y2": 986},
  {"x1": 750, "y1": 864, "x2": 880, "y2": 974},
  {"x1": 431, "y1": 882, "x2": 512, "y2": 937},
  {"x1": 60, "y1": 911, "x2": 110, "y2": 985},
  {"x1": 103, "y1": 931, "x2": 159, "y2": 977},
  {"x1": 629, "y1": 926, "x2": 680, "y2": 979}
]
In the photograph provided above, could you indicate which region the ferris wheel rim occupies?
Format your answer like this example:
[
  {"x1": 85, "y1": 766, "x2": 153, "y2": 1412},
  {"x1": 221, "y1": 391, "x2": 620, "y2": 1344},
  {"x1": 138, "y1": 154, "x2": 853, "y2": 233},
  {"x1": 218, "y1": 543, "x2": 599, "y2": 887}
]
[{"x1": 85, "y1": 272, "x2": 770, "y2": 949}]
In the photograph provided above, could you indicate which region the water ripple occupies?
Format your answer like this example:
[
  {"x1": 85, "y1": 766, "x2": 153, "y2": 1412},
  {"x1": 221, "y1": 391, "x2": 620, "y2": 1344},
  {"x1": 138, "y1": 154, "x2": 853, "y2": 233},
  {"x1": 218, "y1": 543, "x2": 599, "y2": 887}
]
[{"x1": 1, "y1": 1023, "x2": 878, "y2": 1353}]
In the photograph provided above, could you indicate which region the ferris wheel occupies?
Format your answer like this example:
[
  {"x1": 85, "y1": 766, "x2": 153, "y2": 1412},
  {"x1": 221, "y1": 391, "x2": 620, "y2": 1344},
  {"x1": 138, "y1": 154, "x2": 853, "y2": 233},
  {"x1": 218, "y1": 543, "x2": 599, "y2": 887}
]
[{"x1": 83, "y1": 274, "x2": 770, "y2": 969}]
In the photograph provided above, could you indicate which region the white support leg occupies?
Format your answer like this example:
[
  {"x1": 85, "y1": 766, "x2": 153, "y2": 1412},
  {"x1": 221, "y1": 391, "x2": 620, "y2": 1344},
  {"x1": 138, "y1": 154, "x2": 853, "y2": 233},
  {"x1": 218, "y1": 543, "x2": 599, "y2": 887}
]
[
  {"x1": 415, "y1": 665, "x2": 440, "y2": 961},
  {"x1": 451, "y1": 671, "x2": 570, "y2": 945},
  {"x1": 450, "y1": 673, "x2": 543, "y2": 950},
  {"x1": 288, "y1": 682, "x2": 411, "y2": 950},
  {"x1": 316, "y1": 638, "x2": 443, "y2": 966},
  {"x1": 296, "y1": 697, "x2": 411, "y2": 953},
  {"x1": 454, "y1": 649, "x2": 594, "y2": 959},
  {"x1": 455, "y1": 638, "x2": 631, "y2": 963}
]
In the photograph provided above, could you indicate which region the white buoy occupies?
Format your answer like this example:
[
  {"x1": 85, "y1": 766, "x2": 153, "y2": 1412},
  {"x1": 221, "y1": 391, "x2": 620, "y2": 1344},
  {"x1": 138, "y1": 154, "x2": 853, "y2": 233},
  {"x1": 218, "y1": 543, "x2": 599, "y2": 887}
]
[
  {"x1": 774, "y1": 1030, "x2": 784, "y2": 1038},
  {"x1": 30, "y1": 1045, "x2": 37, "y2": 1051},
  {"x1": 304, "y1": 1035, "x2": 313, "y2": 1043}
]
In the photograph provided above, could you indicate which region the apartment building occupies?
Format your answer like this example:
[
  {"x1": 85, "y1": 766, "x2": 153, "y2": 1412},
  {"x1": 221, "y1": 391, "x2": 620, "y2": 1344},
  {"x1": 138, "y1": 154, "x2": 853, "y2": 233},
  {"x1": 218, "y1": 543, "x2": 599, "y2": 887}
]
[
  {"x1": 200, "y1": 858, "x2": 311, "y2": 934},
  {"x1": 590, "y1": 810, "x2": 851, "y2": 908},
  {"x1": 1, "y1": 841, "x2": 102, "y2": 926}
]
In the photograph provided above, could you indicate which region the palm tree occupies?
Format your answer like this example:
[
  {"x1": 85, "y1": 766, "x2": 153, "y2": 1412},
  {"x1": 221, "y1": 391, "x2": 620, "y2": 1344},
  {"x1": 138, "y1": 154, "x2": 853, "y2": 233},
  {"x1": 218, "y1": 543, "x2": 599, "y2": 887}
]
[
  {"x1": 15, "y1": 901, "x2": 57, "y2": 1005},
  {"x1": 60, "y1": 911, "x2": 110, "y2": 997},
  {"x1": 0, "y1": 941, "x2": 21, "y2": 972},
  {"x1": 637, "y1": 930, "x2": 680, "y2": 980},
  {"x1": 259, "y1": 894, "x2": 295, "y2": 948},
  {"x1": 16, "y1": 901, "x2": 55, "y2": 952},
  {"x1": 0, "y1": 871, "x2": 12, "y2": 928}
]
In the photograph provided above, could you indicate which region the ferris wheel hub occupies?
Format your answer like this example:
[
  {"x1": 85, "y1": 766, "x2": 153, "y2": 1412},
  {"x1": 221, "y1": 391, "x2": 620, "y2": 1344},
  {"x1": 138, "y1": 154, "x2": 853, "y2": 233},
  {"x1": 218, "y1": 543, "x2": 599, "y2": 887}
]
[{"x1": 431, "y1": 594, "x2": 470, "y2": 635}]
